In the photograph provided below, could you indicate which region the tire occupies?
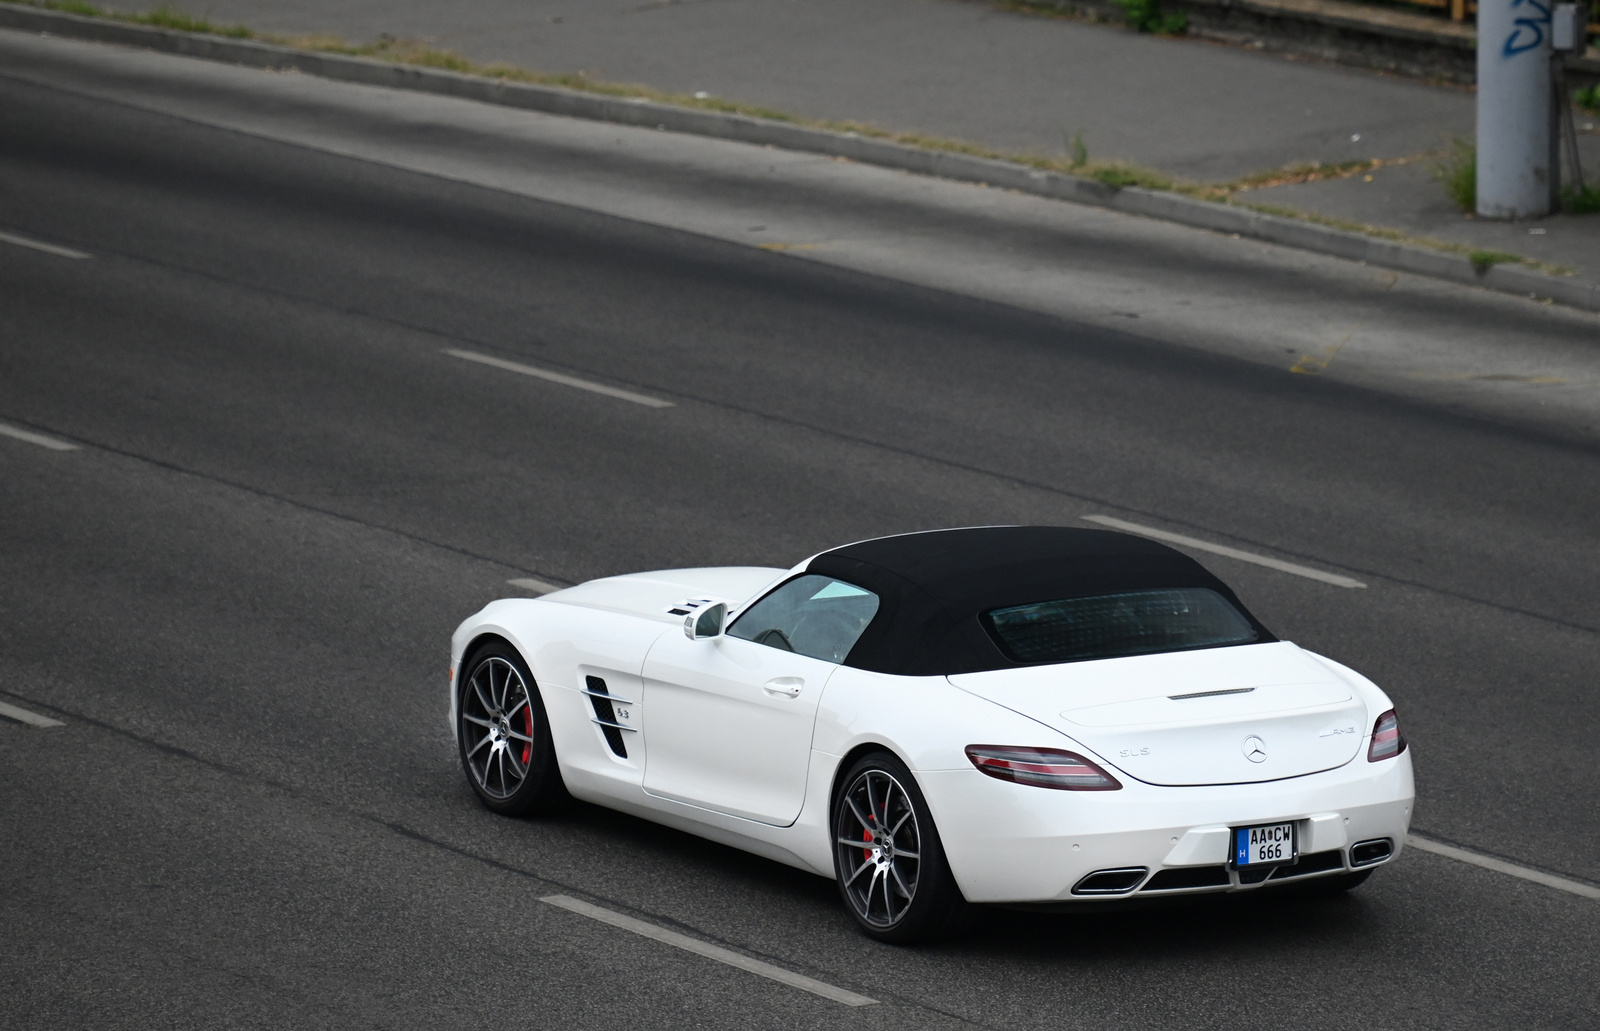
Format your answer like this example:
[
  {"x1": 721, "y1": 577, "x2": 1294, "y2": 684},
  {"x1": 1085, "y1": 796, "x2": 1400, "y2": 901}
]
[
  {"x1": 831, "y1": 751, "x2": 970, "y2": 944},
  {"x1": 457, "y1": 640, "x2": 569, "y2": 817}
]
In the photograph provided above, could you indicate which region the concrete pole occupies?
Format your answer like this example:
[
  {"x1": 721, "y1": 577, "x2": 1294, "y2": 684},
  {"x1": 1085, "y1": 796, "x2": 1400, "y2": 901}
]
[{"x1": 1477, "y1": 0, "x2": 1553, "y2": 218}]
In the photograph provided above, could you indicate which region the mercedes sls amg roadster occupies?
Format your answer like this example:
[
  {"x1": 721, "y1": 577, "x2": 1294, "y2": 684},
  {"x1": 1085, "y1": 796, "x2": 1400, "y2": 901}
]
[{"x1": 449, "y1": 526, "x2": 1413, "y2": 941}]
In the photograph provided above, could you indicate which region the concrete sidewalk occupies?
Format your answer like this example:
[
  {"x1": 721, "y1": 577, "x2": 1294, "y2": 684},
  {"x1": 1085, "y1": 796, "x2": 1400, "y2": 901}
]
[{"x1": 81, "y1": 0, "x2": 1600, "y2": 277}]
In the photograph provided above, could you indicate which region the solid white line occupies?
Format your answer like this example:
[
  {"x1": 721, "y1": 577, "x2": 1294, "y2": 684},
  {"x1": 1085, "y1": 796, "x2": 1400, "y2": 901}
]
[
  {"x1": 540, "y1": 895, "x2": 877, "y2": 1006},
  {"x1": 506, "y1": 577, "x2": 563, "y2": 595},
  {"x1": 444, "y1": 349, "x2": 674, "y2": 408},
  {"x1": 0, "y1": 700, "x2": 66, "y2": 728},
  {"x1": 1082, "y1": 515, "x2": 1367, "y2": 589},
  {"x1": 0, "y1": 422, "x2": 80, "y2": 452},
  {"x1": 1406, "y1": 834, "x2": 1600, "y2": 900},
  {"x1": 0, "y1": 230, "x2": 91, "y2": 260}
]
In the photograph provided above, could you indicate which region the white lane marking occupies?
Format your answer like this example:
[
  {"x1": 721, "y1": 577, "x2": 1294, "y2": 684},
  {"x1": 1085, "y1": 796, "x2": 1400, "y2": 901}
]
[
  {"x1": 0, "y1": 422, "x2": 80, "y2": 451},
  {"x1": 506, "y1": 577, "x2": 563, "y2": 594},
  {"x1": 0, "y1": 230, "x2": 92, "y2": 260},
  {"x1": 0, "y1": 700, "x2": 66, "y2": 728},
  {"x1": 1406, "y1": 834, "x2": 1600, "y2": 900},
  {"x1": 540, "y1": 895, "x2": 877, "y2": 1006},
  {"x1": 444, "y1": 349, "x2": 675, "y2": 408},
  {"x1": 1082, "y1": 514, "x2": 1367, "y2": 589}
]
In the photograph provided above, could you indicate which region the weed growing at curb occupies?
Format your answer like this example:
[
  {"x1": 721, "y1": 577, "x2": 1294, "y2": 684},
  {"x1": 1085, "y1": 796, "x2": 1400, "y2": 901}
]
[
  {"x1": 1433, "y1": 138, "x2": 1476, "y2": 212},
  {"x1": 1469, "y1": 250, "x2": 1522, "y2": 272},
  {"x1": 1575, "y1": 84, "x2": 1600, "y2": 114},
  {"x1": 1066, "y1": 131, "x2": 1089, "y2": 170},
  {"x1": 1240, "y1": 202, "x2": 1572, "y2": 276},
  {"x1": 9, "y1": 0, "x2": 1570, "y2": 278}
]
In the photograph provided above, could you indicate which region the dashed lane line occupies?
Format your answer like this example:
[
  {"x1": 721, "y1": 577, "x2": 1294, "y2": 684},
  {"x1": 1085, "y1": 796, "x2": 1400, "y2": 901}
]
[
  {"x1": 444, "y1": 349, "x2": 675, "y2": 408},
  {"x1": 0, "y1": 700, "x2": 66, "y2": 728},
  {"x1": 1406, "y1": 834, "x2": 1600, "y2": 900},
  {"x1": 0, "y1": 229, "x2": 91, "y2": 260},
  {"x1": 0, "y1": 422, "x2": 80, "y2": 451},
  {"x1": 506, "y1": 578, "x2": 564, "y2": 594},
  {"x1": 1083, "y1": 514, "x2": 1367, "y2": 589},
  {"x1": 540, "y1": 895, "x2": 878, "y2": 1007}
]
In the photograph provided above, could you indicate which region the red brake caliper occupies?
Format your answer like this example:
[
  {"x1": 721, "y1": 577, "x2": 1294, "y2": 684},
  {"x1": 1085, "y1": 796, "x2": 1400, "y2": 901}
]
[{"x1": 522, "y1": 705, "x2": 533, "y2": 766}]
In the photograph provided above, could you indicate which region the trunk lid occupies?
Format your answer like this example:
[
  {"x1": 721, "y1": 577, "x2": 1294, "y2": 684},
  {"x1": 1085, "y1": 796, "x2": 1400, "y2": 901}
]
[{"x1": 947, "y1": 642, "x2": 1367, "y2": 786}]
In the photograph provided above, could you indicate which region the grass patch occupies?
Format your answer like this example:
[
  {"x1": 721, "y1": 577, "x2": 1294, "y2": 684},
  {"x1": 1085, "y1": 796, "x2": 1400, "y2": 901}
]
[
  {"x1": 1110, "y1": 0, "x2": 1188, "y2": 34},
  {"x1": 1433, "y1": 137, "x2": 1476, "y2": 212},
  {"x1": 1575, "y1": 84, "x2": 1600, "y2": 115},
  {"x1": 17, "y1": 0, "x2": 251, "y2": 36},
  {"x1": 1201, "y1": 158, "x2": 1389, "y2": 200},
  {"x1": 1564, "y1": 182, "x2": 1600, "y2": 214}
]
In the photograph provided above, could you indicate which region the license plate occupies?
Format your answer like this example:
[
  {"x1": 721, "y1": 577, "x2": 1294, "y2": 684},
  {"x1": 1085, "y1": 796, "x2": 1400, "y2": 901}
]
[{"x1": 1232, "y1": 822, "x2": 1297, "y2": 867}]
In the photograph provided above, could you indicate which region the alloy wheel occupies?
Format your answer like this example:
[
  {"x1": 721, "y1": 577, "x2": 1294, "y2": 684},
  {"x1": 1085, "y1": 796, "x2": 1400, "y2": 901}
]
[
  {"x1": 835, "y1": 767, "x2": 922, "y2": 928},
  {"x1": 459, "y1": 656, "x2": 536, "y2": 800}
]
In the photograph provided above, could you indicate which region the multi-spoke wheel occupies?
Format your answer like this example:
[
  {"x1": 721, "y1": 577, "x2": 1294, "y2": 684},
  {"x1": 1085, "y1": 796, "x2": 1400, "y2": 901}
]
[
  {"x1": 457, "y1": 641, "x2": 568, "y2": 816},
  {"x1": 832, "y1": 752, "x2": 969, "y2": 943}
]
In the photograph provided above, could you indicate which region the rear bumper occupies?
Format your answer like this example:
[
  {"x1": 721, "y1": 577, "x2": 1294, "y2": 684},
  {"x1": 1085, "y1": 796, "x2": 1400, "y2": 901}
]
[{"x1": 918, "y1": 753, "x2": 1413, "y2": 904}]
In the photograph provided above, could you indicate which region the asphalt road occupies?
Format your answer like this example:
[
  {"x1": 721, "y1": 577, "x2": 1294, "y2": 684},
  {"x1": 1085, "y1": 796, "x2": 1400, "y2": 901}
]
[{"x1": 2, "y1": 37, "x2": 1598, "y2": 1031}]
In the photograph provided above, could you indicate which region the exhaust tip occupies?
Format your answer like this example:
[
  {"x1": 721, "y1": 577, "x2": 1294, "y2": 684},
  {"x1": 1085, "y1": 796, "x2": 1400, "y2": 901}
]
[
  {"x1": 1072, "y1": 867, "x2": 1149, "y2": 895},
  {"x1": 1350, "y1": 838, "x2": 1394, "y2": 868}
]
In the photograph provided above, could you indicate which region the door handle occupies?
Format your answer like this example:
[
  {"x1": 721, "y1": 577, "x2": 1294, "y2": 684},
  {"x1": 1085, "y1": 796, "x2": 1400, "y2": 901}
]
[{"x1": 762, "y1": 677, "x2": 804, "y2": 698}]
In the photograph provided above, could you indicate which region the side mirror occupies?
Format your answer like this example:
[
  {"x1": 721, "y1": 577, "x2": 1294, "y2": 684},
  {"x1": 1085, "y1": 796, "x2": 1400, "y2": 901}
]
[{"x1": 683, "y1": 601, "x2": 728, "y2": 640}]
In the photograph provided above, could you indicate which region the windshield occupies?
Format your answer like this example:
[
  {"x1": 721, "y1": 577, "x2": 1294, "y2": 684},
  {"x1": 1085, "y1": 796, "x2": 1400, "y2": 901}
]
[{"x1": 981, "y1": 587, "x2": 1259, "y2": 665}]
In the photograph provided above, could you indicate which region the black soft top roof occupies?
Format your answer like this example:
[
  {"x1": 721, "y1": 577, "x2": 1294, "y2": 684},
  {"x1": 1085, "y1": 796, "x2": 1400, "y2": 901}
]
[{"x1": 805, "y1": 526, "x2": 1275, "y2": 676}]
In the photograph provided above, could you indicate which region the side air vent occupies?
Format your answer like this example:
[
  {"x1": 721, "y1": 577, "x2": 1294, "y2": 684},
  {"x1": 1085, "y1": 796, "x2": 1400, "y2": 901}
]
[
  {"x1": 1071, "y1": 867, "x2": 1149, "y2": 895},
  {"x1": 583, "y1": 676, "x2": 632, "y2": 758},
  {"x1": 1142, "y1": 865, "x2": 1230, "y2": 891},
  {"x1": 1350, "y1": 838, "x2": 1394, "y2": 867},
  {"x1": 1269, "y1": 850, "x2": 1345, "y2": 880}
]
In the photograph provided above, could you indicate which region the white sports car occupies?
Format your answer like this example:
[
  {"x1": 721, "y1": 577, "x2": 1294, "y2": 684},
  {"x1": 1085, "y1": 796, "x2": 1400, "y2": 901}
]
[{"x1": 449, "y1": 527, "x2": 1413, "y2": 941}]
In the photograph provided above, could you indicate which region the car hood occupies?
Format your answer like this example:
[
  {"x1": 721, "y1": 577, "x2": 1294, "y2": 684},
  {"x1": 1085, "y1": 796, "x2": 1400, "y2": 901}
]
[
  {"x1": 947, "y1": 642, "x2": 1368, "y2": 786},
  {"x1": 543, "y1": 567, "x2": 787, "y2": 624}
]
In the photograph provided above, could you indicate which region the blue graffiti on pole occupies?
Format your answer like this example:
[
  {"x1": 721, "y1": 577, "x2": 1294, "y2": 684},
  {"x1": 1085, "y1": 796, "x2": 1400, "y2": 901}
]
[{"x1": 1502, "y1": 0, "x2": 1552, "y2": 56}]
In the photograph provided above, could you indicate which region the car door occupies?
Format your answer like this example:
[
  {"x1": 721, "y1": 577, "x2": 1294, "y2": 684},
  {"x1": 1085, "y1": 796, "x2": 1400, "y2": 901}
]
[{"x1": 640, "y1": 574, "x2": 880, "y2": 826}]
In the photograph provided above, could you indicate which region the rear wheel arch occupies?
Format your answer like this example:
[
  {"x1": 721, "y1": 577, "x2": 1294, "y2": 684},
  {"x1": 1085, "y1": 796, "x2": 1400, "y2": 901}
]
[
  {"x1": 828, "y1": 741, "x2": 917, "y2": 810},
  {"x1": 828, "y1": 747, "x2": 971, "y2": 942}
]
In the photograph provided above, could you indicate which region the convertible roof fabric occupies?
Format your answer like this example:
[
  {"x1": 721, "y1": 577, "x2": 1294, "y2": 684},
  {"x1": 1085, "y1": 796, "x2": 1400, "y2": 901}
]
[{"x1": 806, "y1": 526, "x2": 1275, "y2": 675}]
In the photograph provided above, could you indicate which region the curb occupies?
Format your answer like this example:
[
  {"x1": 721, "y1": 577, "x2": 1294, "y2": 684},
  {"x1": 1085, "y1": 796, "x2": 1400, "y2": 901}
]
[{"x1": 5, "y1": 5, "x2": 1597, "y2": 314}]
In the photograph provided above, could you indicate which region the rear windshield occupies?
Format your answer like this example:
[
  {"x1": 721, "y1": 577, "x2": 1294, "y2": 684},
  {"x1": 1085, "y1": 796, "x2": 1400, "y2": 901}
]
[{"x1": 981, "y1": 587, "x2": 1259, "y2": 665}]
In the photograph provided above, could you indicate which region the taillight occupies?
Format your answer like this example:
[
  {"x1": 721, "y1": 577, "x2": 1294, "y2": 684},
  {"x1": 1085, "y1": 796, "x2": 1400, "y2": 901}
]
[
  {"x1": 965, "y1": 745, "x2": 1122, "y2": 790},
  {"x1": 1367, "y1": 709, "x2": 1406, "y2": 762}
]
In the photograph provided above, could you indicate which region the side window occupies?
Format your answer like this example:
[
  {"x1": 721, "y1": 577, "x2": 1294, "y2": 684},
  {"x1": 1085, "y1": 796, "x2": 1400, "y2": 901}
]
[{"x1": 728, "y1": 575, "x2": 880, "y2": 664}]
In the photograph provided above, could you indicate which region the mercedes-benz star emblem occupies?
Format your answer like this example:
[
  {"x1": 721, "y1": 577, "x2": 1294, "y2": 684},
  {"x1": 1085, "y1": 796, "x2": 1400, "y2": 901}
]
[{"x1": 1242, "y1": 735, "x2": 1268, "y2": 763}]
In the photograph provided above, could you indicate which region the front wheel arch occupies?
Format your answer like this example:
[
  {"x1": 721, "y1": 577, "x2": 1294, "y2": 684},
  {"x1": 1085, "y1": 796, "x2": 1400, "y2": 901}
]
[{"x1": 455, "y1": 636, "x2": 570, "y2": 817}]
